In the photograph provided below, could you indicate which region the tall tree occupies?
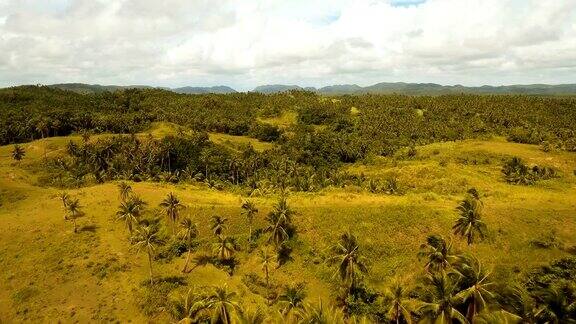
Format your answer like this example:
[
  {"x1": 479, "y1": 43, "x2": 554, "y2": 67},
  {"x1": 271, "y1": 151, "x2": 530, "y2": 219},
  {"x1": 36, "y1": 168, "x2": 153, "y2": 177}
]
[
  {"x1": 159, "y1": 192, "x2": 185, "y2": 233},
  {"x1": 241, "y1": 199, "x2": 258, "y2": 242},
  {"x1": 383, "y1": 281, "x2": 417, "y2": 324},
  {"x1": 132, "y1": 225, "x2": 161, "y2": 284},
  {"x1": 258, "y1": 246, "x2": 276, "y2": 289},
  {"x1": 205, "y1": 285, "x2": 241, "y2": 324},
  {"x1": 418, "y1": 235, "x2": 459, "y2": 273},
  {"x1": 419, "y1": 273, "x2": 468, "y2": 324},
  {"x1": 329, "y1": 232, "x2": 368, "y2": 290},
  {"x1": 170, "y1": 287, "x2": 207, "y2": 324},
  {"x1": 213, "y1": 235, "x2": 237, "y2": 261},
  {"x1": 454, "y1": 191, "x2": 487, "y2": 245},
  {"x1": 179, "y1": 217, "x2": 199, "y2": 273},
  {"x1": 455, "y1": 255, "x2": 495, "y2": 323},
  {"x1": 116, "y1": 196, "x2": 145, "y2": 234},
  {"x1": 117, "y1": 182, "x2": 133, "y2": 201},
  {"x1": 210, "y1": 215, "x2": 228, "y2": 237}
]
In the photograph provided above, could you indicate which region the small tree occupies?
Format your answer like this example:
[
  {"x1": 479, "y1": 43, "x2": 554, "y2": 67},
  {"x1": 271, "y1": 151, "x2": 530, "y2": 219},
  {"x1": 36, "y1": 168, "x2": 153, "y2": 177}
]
[
  {"x1": 454, "y1": 190, "x2": 487, "y2": 245},
  {"x1": 205, "y1": 285, "x2": 242, "y2": 324},
  {"x1": 329, "y1": 231, "x2": 368, "y2": 291},
  {"x1": 258, "y1": 246, "x2": 276, "y2": 289},
  {"x1": 116, "y1": 196, "x2": 146, "y2": 234},
  {"x1": 159, "y1": 193, "x2": 185, "y2": 233},
  {"x1": 12, "y1": 144, "x2": 25, "y2": 161},
  {"x1": 65, "y1": 198, "x2": 84, "y2": 233}
]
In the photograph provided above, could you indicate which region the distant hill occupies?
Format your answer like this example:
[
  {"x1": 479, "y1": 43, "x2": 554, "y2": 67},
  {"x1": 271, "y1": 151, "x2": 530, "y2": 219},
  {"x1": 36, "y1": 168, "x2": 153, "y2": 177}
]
[
  {"x1": 19, "y1": 82, "x2": 576, "y2": 96},
  {"x1": 253, "y1": 84, "x2": 304, "y2": 94},
  {"x1": 172, "y1": 86, "x2": 236, "y2": 94},
  {"x1": 251, "y1": 82, "x2": 576, "y2": 95},
  {"x1": 48, "y1": 83, "x2": 156, "y2": 94}
]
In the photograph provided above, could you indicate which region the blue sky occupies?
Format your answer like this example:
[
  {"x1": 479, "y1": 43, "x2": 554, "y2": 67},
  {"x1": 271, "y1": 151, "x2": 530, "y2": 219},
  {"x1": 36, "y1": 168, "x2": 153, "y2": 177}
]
[{"x1": 0, "y1": 0, "x2": 575, "y2": 90}]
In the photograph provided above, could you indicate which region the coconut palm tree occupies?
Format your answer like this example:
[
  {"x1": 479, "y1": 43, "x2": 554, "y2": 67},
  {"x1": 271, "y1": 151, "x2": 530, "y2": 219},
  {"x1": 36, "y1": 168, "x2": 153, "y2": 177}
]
[
  {"x1": 536, "y1": 282, "x2": 576, "y2": 323},
  {"x1": 65, "y1": 198, "x2": 83, "y2": 233},
  {"x1": 205, "y1": 285, "x2": 241, "y2": 324},
  {"x1": 418, "y1": 235, "x2": 459, "y2": 273},
  {"x1": 473, "y1": 310, "x2": 521, "y2": 324},
  {"x1": 453, "y1": 194, "x2": 487, "y2": 245},
  {"x1": 179, "y1": 217, "x2": 199, "y2": 272},
  {"x1": 265, "y1": 211, "x2": 290, "y2": 247},
  {"x1": 116, "y1": 197, "x2": 145, "y2": 234},
  {"x1": 170, "y1": 287, "x2": 208, "y2": 323},
  {"x1": 419, "y1": 273, "x2": 468, "y2": 324},
  {"x1": 11, "y1": 144, "x2": 25, "y2": 161},
  {"x1": 210, "y1": 215, "x2": 228, "y2": 237},
  {"x1": 159, "y1": 192, "x2": 185, "y2": 233},
  {"x1": 58, "y1": 192, "x2": 70, "y2": 209},
  {"x1": 508, "y1": 286, "x2": 545, "y2": 324},
  {"x1": 296, "y1": 300, "x2": 345, "y2": 324},
  {"x1": 241, "y1": 200, "x2": 258, "y2": 242},
  {"x1": 279, "y1": 283, "x2": 306, "y2": 316},
  {"x1": 237, "y1": 308, "x2": 266, "y2": 324},
  {"x1": 329, "y1": 232, "x2": 368, "y2": 290},
  {"x1": 258, "y1": 246, "x2": 276, "y2": 289},
  {"x1": 132, "y1": 225, "x2": 161, "y2": 284},
  {"x1": 117, "y1": 182, "x2": 132, "y2": 201},
  {"x1": 455, "y1": 255, "x2": 495, "y2": 322},
  {"x1": 213, "y1": 235, "x2": 237, "y2": 261},
  {"x1": 383, "y1": 281, "x2": 417, "y2": 324}
]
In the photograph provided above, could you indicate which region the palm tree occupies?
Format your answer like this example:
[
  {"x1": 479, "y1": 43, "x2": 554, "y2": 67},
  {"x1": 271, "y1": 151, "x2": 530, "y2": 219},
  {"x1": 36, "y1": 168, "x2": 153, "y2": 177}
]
[
  {"x1": 58, "y1": 192, "x2": 70, "y2": 209},
  {"x1": 453, "y1": 194, "x2": 487, "y2": 245},
  {"x1": 258, "y1": 246, "x2": 276, "y2": 289},
  {"x1": 117, "y1": 182, "x2": 132, "y2": 201},
  {"x1": 264, "y1": 196, "x2": 295, "y2": 247},
  {"x1": 159, "y1": 192, "x2": 185, "y2": 233},
  {"x1": 329, "y1": 232, "x2": 368, "y2": 290},
  {"x1": 213, "y1": 235, "x2": 237, "y2": 261},
  {"x1": 418, "y1": 235, "x2": 459, "y2": 273},
  {"x1": 65, "y1": 198, "x2": 83, "y2": 233},
  {"x1": 237, "y1": 308, "x2": 266, "y2": 324},
  {"x1": 473, "y1": 310, "x2": 521, "y2": 324},
  {"x1": 241, "y1": 200, "x2": 258, "y2": 242},
  {"x1": 116, "y1": 197, "x2": 145, "y2": 234},
  {"x1": 12, "y1": 144, "x2": 25, "y2": 161},
  {"x1": 419, "y1": 273, "x2": 468, "y2": 324},
  {"x1": 279, "y1": 283, "x2": 306, "y2": 316},
  {"x1": 296, "y1": 300, "x2": 345, "y2": 324},
  {"x1": 170, "y1": 287, "x2": 208, "y2": 323},
  {"x1": 205, "y1": 285, "x2": 241, "y2": 324},
  {"x1": 383, "y1": 281, "x2": 417, "y2": 324},
  {"x1": 132, "y1": 225, "x2": 161, "y2": 284},
  {"x1": 536, "y1": 282, "x2": 576, "y2": 323},
  {"x1": 210, "y1": 215, "x2": 228, "y2": 237},
  {"x1": 179, "y1": 217, "x2": 199, "y2": 272},
  {"x1": 508, "y1": 286, "x2": 545, "y2": 324},
  {"x1": 455, "y1": 255, "x2": 495, "y2": 322}
]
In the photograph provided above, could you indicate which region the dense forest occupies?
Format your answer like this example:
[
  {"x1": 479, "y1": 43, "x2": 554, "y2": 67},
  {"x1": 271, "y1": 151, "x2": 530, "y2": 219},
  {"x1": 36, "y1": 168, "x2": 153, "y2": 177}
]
[{"x1": 1, "y1": 85, "x2": 575, "y2": 323}]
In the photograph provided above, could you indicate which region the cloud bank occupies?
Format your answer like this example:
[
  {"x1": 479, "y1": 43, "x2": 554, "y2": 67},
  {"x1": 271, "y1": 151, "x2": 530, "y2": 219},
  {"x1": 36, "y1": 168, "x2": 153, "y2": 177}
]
[{"x1": 1, "y1": 0, "x2": 575, "y2": 90}]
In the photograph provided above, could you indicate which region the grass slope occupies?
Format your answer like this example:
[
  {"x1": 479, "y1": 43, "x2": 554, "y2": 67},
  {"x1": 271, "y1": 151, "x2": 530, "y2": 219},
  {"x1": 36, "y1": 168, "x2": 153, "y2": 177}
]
[{"x1": 0, "y1": 136, "x2": 575, "y2": 322}]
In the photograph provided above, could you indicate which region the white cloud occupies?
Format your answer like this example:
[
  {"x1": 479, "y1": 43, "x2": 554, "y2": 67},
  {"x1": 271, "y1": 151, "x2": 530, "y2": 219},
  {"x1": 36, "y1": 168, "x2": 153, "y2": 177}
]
[{"x1": 0, "y1": 0, "x2": 575, "y2": 89}]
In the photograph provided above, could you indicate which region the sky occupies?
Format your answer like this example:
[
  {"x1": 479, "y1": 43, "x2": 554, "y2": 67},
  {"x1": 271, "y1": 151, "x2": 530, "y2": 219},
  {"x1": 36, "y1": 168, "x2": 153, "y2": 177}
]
[{"x1": 0, "y1": 0, "x2": 575, "y2": 90}]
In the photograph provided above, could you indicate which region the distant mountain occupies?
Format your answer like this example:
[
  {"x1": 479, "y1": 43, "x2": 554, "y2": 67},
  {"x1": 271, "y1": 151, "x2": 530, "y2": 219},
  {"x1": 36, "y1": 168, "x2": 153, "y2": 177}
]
[
  {"x1": 253, "y1": 84, "x2": 304, "y2": 94},
  {"x1": 32, "y1": 82, "x2": 576, "y2": 96},
  {"x1": 49, "y1": 83, "x2": 156, "y2": 94},
  {"x1": 173, "y1": 86, "x2": 236, "y2": 94},
  {"x1": 318, "y1": 84, "x2": 363, "y2": 94}
]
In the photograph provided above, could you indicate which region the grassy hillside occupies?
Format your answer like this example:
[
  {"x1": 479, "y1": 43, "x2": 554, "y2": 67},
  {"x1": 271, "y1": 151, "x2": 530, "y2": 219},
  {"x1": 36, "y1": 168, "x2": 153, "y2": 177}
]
[{"x1": 1, "y1": 132, "x2": 574, "y2": 322}]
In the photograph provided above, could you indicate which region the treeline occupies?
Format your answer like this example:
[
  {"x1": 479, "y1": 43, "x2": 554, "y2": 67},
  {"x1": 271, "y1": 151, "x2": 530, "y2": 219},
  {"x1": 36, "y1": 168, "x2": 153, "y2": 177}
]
[{"x1": 2, "y1": 86, "x2": 576, "y2": 154}]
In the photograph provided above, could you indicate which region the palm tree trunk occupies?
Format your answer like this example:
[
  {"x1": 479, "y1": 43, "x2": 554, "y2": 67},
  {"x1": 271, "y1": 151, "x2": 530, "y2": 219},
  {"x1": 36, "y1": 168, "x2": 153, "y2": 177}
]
[
  {"x1": 182, "y1": 250, "x2": 192, "y2": 273},
  {"x1": 147, "y1": 251, "x2": 154, "y2": 284},
  {"x1": 73, "y1": 219, "x2": 77, "y2": 233}
]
